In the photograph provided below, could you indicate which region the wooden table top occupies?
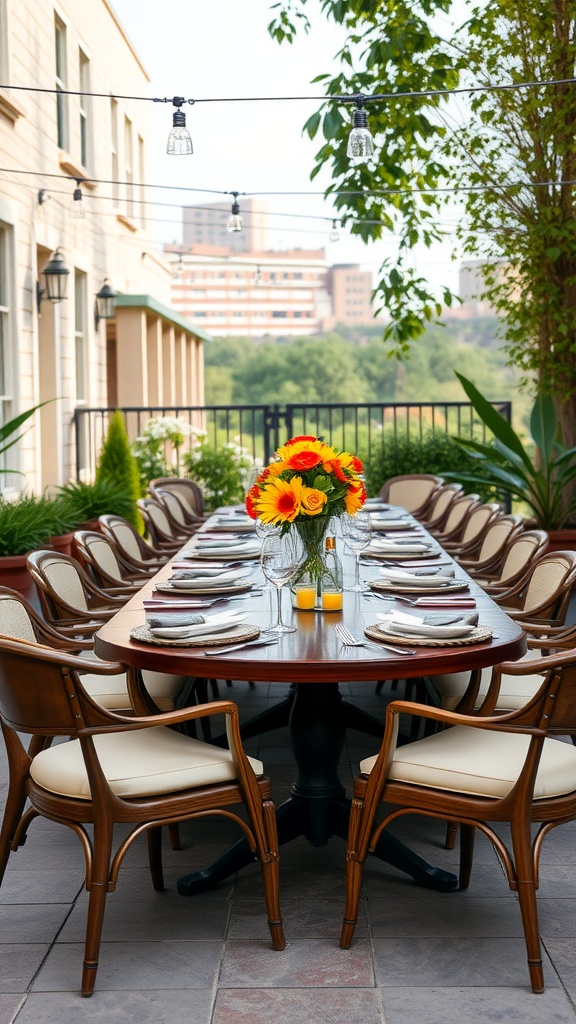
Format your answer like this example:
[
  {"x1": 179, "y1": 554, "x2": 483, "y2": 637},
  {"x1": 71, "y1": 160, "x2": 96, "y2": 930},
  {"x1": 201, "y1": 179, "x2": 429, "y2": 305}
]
[{"x1": 95, "y1": 514, "x2": 527, "y2": 684}]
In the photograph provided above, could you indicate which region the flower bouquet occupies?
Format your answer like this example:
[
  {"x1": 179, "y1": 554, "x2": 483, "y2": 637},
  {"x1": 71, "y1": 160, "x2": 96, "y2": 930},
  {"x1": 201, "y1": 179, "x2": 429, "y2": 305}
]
[{"x1": 246, "y1": 435, "x2": 366, "y2": 602}]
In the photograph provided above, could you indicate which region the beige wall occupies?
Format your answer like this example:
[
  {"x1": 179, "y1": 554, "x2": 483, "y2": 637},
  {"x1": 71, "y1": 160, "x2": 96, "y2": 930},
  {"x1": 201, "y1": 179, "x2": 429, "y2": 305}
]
[{"x1": 0, "y1": 0, "x2": 205, "y2": 492}]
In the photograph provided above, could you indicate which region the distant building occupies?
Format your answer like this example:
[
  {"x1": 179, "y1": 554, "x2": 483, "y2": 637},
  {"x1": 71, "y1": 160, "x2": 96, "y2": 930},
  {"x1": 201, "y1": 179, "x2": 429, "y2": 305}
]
[
  {"x1": 166, "y1": 242, "x2": 376, "y2": 338},
  {"x1": 183, "y1": 199, "x2": 270, "y2": 254}
]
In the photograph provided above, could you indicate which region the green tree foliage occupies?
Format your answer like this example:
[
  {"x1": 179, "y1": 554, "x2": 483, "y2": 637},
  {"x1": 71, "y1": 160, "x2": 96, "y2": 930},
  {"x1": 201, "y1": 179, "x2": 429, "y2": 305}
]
[
  {"x1": 267, "y1": 0, "x2": 576, "y2": 445},
  {"x1": 95, "y1": 411, "x2": 141, "y2": 529}
]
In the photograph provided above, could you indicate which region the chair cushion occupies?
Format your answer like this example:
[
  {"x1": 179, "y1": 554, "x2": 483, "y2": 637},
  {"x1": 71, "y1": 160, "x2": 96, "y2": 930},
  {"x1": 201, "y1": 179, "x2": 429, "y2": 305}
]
[
  {"x1": 78, "y1": 669, "x2": 181, "y2": 711},
  {"x1": 432, "y1": 651, "x2": 544, "y2": 711},
  {"x1": 359, "y1": 728, "x2": 576, "y2": 800},
  {"x1": 30, "y1": 728, "x2": 264, "y2": 799}
]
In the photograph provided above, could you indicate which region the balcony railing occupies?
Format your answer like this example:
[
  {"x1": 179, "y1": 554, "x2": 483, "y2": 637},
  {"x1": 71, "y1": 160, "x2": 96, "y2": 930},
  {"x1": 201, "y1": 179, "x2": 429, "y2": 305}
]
[{"x1": 73, "y1": 400, "x2": 511, "y2": 481}]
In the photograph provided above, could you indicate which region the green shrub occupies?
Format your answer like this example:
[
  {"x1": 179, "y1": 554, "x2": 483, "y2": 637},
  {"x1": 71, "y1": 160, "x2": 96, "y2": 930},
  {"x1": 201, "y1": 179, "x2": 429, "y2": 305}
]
[
  {"x1": 182, "y1": 441, "x2": 254, "y2": 512},
  {"x1": 364, "y1": 430, "x2": 500, "y2": 504},
  {"x1": 95, "y1": 411, "x2": 141, "y2": 529},
  {"x1": 0, "y1": 494, "x2": 62, "y2": 556},
  {"x1": 56, "y1": 478, "x2": 139, "y2": 526}
]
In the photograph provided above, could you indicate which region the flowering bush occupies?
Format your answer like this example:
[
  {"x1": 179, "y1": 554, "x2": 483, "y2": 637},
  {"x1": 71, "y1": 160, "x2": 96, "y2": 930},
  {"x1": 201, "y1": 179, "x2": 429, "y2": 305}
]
[
  {"x1": 182, "y1": 439, "x2": 257, "y2": 512},
  {"x1": 132, "y1": 417, "x2": 205, "y2": 491},
  {"x1": 246, "y1": 434, "x2": 366, "y2": 530}
]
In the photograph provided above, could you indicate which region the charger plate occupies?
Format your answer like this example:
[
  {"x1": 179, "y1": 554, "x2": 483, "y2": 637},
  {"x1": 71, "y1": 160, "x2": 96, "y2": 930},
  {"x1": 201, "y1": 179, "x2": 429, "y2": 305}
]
[
  {"x1": 155, "y1": 581, "x2": 254, "y2": 596},
  {"x1": 369, "y1": 579, "x2": 469, "y2": 596},
  {"x1": 364, "y1": 623, "x2": 493, "y2": 648},
  {"x1": 130, "y1": 623, "x2": 260, "y2": 648}
]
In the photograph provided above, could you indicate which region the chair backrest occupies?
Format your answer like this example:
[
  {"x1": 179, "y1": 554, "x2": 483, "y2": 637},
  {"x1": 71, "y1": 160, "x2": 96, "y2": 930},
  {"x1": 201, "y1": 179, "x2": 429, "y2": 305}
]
[
  {"x1": 496, "y1": 529, "x2": 549, "y2": 586},
  {"x1": 73, "y1": 531, "x2": 127, "y2": 586},
  {"x1": 473, "y1": 515, "x2": 523, "y2": 564},
  {"x1": 436, "y1": 493, "x2": 480, "y2": 537},
  {"x1": 378, "y1": 474, "x2": 444, "y2": 515},
  {"x1": 0, "y1": 638, "x2": 96, "y2": 737},
  {"x1": 457, "y1": 503, "x2": 500, "y2": 545},
  {"x1": 0, "y1": 589, "x2": 38, "y2": 643},
  {"x1": 99, "y1": 515, "x2": 144, "y2": 562},
  {"x1": 518, "y1": 550, "x2": 576, "y2": 621},
  {"x1": 137, "y1": 498, "x2": 180, "y2": 546},
  {"x1": 27, "y1": 550, "x2": 90, "y2": 619},
  {"x1": 149, "y1": 477, "x2": 204, "y2": 516},
  {"x1": 422, "y1": 483, "x2": 463, "y2": 525},
  {"x1": 155, "y1": 489, "x2": 189, "y2": 527}
]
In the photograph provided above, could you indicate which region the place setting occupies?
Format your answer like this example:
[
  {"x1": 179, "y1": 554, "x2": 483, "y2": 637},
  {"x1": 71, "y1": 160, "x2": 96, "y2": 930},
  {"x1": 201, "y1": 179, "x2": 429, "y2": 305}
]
[
  {"x1": 362, "y1": 535, "x2": 441, "y2": 560},
  {"x1": 368, "y1": 564, "x2": 470, "y2": 595},
  {"x1": 130, "y1": 608, "x2": 275, "y2": 650},
  {"x1": 154, "y1": 565, "x2": 257, "y2": 596},
  {"x1": 364, "y1": 608, "x2": 493, "y2": 648},
  {"x1": 182, "y1": 536, "x2": 262, "y2": 560}
]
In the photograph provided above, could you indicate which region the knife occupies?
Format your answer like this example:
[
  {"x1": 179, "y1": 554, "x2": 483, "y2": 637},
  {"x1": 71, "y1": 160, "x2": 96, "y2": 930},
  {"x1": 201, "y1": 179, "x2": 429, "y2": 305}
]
[{"x1": 204, "y1": 637, "x2": 280, "y2": 656}]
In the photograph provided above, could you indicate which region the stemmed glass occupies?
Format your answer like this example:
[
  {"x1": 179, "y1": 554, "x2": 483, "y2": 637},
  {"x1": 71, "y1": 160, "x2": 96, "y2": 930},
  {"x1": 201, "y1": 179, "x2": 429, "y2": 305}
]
[
  {"x1": 260, "y1": 531, "x2": 300, "y2": 633},
  {"x1": 342, "y1": 511, "x2": 372, "y2": 591},
  {"x1": 254, "y1": 519, "x2": 278, "y2": 590}
]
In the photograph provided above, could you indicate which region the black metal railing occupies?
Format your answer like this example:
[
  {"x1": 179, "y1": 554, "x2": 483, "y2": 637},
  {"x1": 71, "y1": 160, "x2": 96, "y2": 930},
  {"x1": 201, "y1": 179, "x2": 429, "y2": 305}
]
[{"x1": 73, "y1": 399, "x2": 511, "y2": 481}]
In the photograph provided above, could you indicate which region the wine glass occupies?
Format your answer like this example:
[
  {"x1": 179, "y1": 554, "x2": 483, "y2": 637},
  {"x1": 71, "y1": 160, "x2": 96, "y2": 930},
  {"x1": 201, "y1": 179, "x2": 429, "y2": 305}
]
[
  {"x1": 260, "y1": 531, "x2": 300, "y2": 633},
  {"x1": 254, "y1": 519, "x2": 278, "y2": 590},
  {"x1": 342, "y1": 511, "x2": 372, "y2": 591}
]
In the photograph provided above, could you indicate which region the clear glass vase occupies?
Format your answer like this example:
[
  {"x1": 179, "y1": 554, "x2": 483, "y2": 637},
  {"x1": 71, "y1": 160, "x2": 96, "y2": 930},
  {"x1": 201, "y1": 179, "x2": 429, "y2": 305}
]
[{"x1": 290, "y1": 518, "x2": 343, "y2": 611}]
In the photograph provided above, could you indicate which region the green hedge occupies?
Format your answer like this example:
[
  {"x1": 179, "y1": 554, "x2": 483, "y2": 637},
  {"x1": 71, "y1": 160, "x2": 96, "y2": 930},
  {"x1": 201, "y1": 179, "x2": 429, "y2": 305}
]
[{"x1": 363, "y1": 430, "x2": 501, "y2": 504}]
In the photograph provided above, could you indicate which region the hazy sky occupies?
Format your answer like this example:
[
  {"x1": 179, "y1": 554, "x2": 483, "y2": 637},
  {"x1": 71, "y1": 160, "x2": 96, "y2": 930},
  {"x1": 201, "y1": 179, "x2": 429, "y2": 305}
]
[{"x1": 110, "y1": 0, "x2": 460, "y2": 292}]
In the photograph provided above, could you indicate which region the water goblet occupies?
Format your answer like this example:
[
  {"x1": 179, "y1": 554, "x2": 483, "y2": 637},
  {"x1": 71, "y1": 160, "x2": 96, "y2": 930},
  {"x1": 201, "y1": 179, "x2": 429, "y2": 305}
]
[
  {"x1": 260, "y1": 531, "x2": 299, "y2": 633},
  {"x1": 254, "y1": 518, "x2": 278, "y2": 590},
  {"x1": 342, "y1": 511, "x2": 372, "y2": 591}
]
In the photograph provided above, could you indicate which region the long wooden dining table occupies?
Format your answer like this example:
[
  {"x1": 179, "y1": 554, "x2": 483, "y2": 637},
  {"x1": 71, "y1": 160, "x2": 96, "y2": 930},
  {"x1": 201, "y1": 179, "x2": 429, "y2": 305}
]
[{"x1": 94, "y1": 510, "x2": 527, "y2": 897}]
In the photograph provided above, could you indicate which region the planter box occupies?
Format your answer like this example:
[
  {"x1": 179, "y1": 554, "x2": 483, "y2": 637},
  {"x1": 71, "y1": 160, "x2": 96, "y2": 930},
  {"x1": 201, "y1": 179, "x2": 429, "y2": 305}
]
[{"x1": 546, "y1": 529, "x2": 576, "y2": 553}]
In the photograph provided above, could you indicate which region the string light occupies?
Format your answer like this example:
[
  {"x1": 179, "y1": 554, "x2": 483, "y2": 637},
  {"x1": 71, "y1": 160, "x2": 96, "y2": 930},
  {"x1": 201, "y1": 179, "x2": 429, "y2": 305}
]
[
  {"x1": 227, "y1": 192, "x2": 243, "y2": 232},
  {"x1": 347, "y1": 95, "x2": 374, "y2": 162},
  {"x1": 166, "y1": 97, "x2": 193, "y2": 155},
  {"x1": 71, "y1": 179, "x2": 85, "y2": 218},
  {"x1": 329, "y1": 219, "x2": 340, "y2": 242}
]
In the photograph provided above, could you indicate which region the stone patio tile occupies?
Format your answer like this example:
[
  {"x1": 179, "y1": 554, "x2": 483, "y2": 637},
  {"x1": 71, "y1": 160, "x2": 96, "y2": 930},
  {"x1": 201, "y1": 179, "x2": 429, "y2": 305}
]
[
  {"x1": 535, "y1": 898, "x2": 576, "y2": 938},
  {"x1": 368, "y1": 895, "x2": 525, "y2": 938},
  {"x1": 213, "y1": 988, "x2": 383, "y2": 1024},
  {"x1": 30, "y1": 940, "x2": 223, "y2": 992},
  {"x1": 0, "y1": 994, "x2": 24, "y2": 1024},
  {"x1": 0, "y1": 945, "x2": 50, "y2": 992},
  {"x1": 0, "y1": 870, "x2": 83, "y2": 904},
  {"x1": 57, "y1": 873, "x2": 230, "y2": 942},
  {"x1": 13, "y1": 989, "x2": 214, "y2": 1024},
  {"x1": 372, "y1": 937, "x2": 559, "y2": 989},
  {"x1": 0, "y1": 904, "x2": 74, "y2": 944},
  {"x1": 219, "y1": 938, "x2": 373, "y2": 988},
  {"x1": 381, "y1": 985, "x2": 576, "y2": 1024},
  {"x1": 228, "y1": 897, "x2": 367, "y2": 940}
]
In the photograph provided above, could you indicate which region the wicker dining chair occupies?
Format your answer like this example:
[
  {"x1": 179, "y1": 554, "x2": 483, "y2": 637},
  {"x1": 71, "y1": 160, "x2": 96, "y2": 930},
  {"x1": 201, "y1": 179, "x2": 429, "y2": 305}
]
[
  {"x1": 340, "y1": 648, "x2": 576, "y2": 993},
  {"x1": 0, "y1": 638, "x2": 285, "y2": 996},
  {"x1": 137, "y1": 498, "x2": 189, "y2": 552},
  {"x1": 441, "y1": 502, "x2": 502, "y2": 557},
  {"x1": 154, "y1": 488, "x2": 201, "y2": 537},
  {"x1": 428, "y1": 493, "x2": 481, "y2": 543},
  {"x1": 418, "y1": 483, "x2": 464, "y2": 532},
  {"x1": 73, "y1": 531, "x2": 146, "y2": 595},
  {"x1": 378, "y1": 474, "x2": 444, "y2": 517},
  {"x1": 454, "y1": 514, "x2": 525, "y2": 576},
  {"x1": 149, "y1": 477, "x2": 205, "y2": 522},
  {"x1": 97, "y1": 514, "x2": 168, "y2": 573},
  {"x1": 476, "y1": 529, "x2": 549, "y2": 593}
]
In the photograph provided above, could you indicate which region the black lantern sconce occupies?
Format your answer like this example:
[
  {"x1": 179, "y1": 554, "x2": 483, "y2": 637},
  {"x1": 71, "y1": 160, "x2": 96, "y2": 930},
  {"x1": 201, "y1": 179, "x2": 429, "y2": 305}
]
[
  {"x1": 94, "y1": 279, "x2": 118, "y2": 330},
  {"x1": 36, "y1": 250, "x2": 70, "y2": 314}
]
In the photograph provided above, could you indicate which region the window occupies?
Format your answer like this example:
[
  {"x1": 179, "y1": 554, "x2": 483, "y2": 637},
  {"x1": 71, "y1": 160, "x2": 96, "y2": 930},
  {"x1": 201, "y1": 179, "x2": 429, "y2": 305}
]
[
  {"x1": 138, "y1": 135, "x2": 146, "y2": 228},
  {"x1": 74, "y1": 271, "x2": 87, "y2": 403},
  {"x1": 0, "y1": 0, "x2": 8, "y2": 84},
  {"x1": 54, "y1": 17, "x2": 68, "y2": 150},
  {"x1": 79, "y1": 50, "x2": 91, "y2": 168},
  {"x1": 124, "y1": 116, "x2": 134, "y2": 218},
  {"x1": 110, "y1": 98, "x2": 119, "y2": 205}
]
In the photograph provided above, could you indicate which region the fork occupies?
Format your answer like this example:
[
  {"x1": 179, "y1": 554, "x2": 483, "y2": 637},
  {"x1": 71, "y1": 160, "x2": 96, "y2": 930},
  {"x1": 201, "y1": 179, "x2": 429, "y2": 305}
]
[{"x1": 333, "y1": 623, "x2": 416, "y2": 656}]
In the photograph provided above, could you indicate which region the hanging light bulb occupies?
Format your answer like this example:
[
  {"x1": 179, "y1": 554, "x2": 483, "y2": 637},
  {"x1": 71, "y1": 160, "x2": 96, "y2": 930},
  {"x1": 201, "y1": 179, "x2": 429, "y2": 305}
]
[
  {"x1": 71, "y1": 180, "x2": 85, "y2": 218},
  {"x1": 347, "y1": 95, "x2": 374, "y2": 162},
  {"x1": 173, "y1": 252, "x2": 185, "y2": 280},
  {"x1": 329, "y1": 219, "x2": 340, "y2": 242},
  {"x1": 166, "y1": 97, "x2": 193, "y2": 155},
  {"x1": 227, "y1": 192, "x2": 243, "y2": 233},
  {"x1": 254, "y1": 265, "x2": 262, "y2": 286}
]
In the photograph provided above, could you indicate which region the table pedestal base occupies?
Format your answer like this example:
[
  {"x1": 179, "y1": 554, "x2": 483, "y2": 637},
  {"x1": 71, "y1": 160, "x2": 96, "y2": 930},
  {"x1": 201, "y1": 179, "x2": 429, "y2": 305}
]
[{"x1": 177, "y1": 683, "x2": 457, "y2": 897}]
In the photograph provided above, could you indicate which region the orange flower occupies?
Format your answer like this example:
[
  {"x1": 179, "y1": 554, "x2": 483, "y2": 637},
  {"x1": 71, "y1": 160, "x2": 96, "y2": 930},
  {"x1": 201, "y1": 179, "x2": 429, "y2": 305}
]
[
  {"x1": 252, "y1": 475, "x2": 303, "y2": 525},
  {"x1": 285, "y1": 434, "x2": 318, "y2": 445},
  {"x1": 245, "y1": 485, "x2": 260, "y2": 519},
  {"x1": 300, "y1": 486, "x2": 328, "y2": 516},
  {"x1": 344, "y1": 482, "x2": 366, "y2": 515},
  {"x1": 328, "y1": 458, "x2": 349, "y2": 483},
  {"x1": 286, "y1": 449, "x2": 323, "y2": 471}
]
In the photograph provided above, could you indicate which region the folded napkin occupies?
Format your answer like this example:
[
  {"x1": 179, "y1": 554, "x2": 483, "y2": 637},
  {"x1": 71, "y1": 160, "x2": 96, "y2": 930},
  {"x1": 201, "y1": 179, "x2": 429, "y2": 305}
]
[
  {"x1": 170, "y1": 566, "x2": 244, "y2": 578},
  {"x1": 378, "y1": 567, "x2": 455, "y2": 583},
  {"x1": 192, "y1": 543, "x2": 261, "y2": 559},
  {"x1": 368, "y1": 540, "x2": 434, "y2": 555},
  {"x1": 169, "y1": 568, "x2": 249, "y2": 590},
  {"x1": 147, "y1": 612, "x2": 206, "y2": 628},
  {"x1": 376, "y1": 609, "x2": 478, "y2": 639},
  {"x1": 195, "y1": 538, "x2": 247, "y2": 548},
  {"x1": 411, "y1": 597, "x2": 476, "y2": 608},
  {"x1": 146, "y1": 609, "x2": 246, "y2": 639}
]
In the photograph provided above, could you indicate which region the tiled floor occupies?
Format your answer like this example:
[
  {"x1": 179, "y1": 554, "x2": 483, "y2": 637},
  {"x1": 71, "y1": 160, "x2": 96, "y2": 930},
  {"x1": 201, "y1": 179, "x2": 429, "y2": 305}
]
[{"x1": 2, "y1": 677, "x2": 576, "y2": 1023}]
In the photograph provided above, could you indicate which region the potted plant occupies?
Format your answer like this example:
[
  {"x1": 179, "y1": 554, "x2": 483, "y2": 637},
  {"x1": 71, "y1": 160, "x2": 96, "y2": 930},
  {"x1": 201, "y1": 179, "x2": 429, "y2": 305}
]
[
  {"x1": 0, "y1": 493, "x2": 65, "y2": 601},
  {"x1": 450, "y1": 373, "x2": 576, "y2": 541},
  {"x1": 56, "y1": 478, "x2": 142, "y2": 530}
]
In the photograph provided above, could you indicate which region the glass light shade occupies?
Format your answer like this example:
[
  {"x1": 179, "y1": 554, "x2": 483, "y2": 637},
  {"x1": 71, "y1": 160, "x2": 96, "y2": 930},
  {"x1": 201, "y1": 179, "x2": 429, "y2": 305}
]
[
  {"x1": 228, "y1": 201, "x2": 243, "y2": 233},
  {"x1": 71, "y1": 186, "x2": 85, "y2": 218},
  {"x1": 42, "y1": 250, "x2": 70, "y2": 303},
  {"x1": 95, "y1": 279, "x2": 117, "y2": 321},
  {"x1": 329, "y1": 220, "x2": 340, "y2": 242},
  {"x1": 167, "y1": 109, "x2": 193, "y2": 155},
  {"x1": 347, "y1": 104, "x2": 375, "y2": 162}
]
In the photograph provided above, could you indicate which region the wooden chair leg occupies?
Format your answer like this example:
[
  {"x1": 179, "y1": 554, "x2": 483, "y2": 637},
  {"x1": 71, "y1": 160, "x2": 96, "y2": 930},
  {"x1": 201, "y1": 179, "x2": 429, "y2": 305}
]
[
  {"x1": 511, "y1": 819, "x2": 545, "y2": 993},
  {"x1": 147, "y1": 826, "x2": 165, "y2": 892},
  {"x1": 458, "y1": 823, "x2": 475, "y2": 889},
  {"x1": 168, "y1": 824, "x2": 181, "y2": 851},
  {"x1": 445, "y1": 821, "x2": 459, "y2": 850},
  {"x1": 81, "y1": 819, "x2": 114, "y2": 997},
  {"x1": 340, "y1": 857, "x2": 365, "y2": 948}
]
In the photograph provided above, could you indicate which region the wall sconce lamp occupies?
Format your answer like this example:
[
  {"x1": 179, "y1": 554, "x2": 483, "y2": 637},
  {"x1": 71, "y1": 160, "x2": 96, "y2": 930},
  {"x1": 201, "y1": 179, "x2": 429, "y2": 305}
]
[
  {"x1": 36, "y1": 249, "x2": 71, "y2": 314},
  {"x1": 94, "y1": 279, "x2": 118, "y2": 330}
]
